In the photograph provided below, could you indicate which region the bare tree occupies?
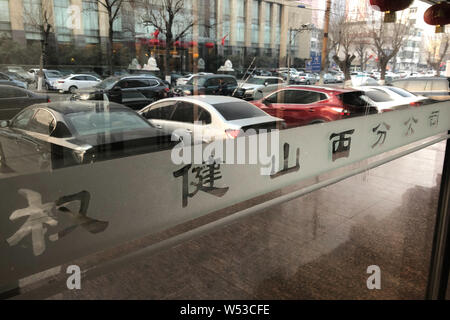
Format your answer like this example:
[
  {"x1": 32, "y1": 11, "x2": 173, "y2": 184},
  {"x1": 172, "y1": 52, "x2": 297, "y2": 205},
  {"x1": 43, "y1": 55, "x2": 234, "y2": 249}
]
[
  {"x1": 138, "y1": 0, "x2": 196, "y2": 76},
  {"x1": 368, "y1": 11, "x2": 412, "y2": 83},
  {"x1": 330, "y1": 16, "x2": 357, "y2": 84},
  {"x1": 95, "y1": 0, "x2": 129, "y2": 75},
  {"x1": 23, "y1": 0, "x2": 53, "y2": 90},
  {"x1": 426, "y1": 32, "x2": 450, "y2": 76},
  {"x1": 354, "y1": 38, "x2": 372, "y2": 72}
]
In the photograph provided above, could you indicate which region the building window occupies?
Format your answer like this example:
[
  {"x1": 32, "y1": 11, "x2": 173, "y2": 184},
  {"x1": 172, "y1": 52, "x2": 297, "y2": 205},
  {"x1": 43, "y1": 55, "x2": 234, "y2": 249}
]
[
  {"x1": 264, "y1": 2, "x2": 271, "y2": 45},
  {"x1": 251, "y1": 0, "x2": 259, "y2": 44},
  {"x1": 23, "y1": 0, "x2": 43, "y2": 40},
  {"x1": 0, "y1": 0, "x2": 11, "y2": 38},
  {"x1": 83, "y1": 0, "x2": 99, "y2": 44},
  {"x1": 222, "y1": 0, "x2": 231, "y2": 38},
  {"x1": 54, "y1": 0, "x2": 72, "y2": 42},
  {"x1": 236, "y1": 0, "x2": 245, "y2": 43}
]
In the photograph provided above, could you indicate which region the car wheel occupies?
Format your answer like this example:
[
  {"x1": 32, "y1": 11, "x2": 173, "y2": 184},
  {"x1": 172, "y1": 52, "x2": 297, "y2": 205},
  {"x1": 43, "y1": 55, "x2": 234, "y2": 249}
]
[{"x1": 69, "y1": 86, "x2": 78, "y2": 94}]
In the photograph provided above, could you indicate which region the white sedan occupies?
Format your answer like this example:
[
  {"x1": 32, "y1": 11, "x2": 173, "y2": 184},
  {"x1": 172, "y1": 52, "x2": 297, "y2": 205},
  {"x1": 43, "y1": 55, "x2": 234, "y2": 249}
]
[
  {"x1": 139, "y1": 95, "x2": 285, "y2": 143},
  {"x1": 358, "y1": 86, "x2": 427, "y2": 112},
  {"x1": 55, "y1": 74, "x2": 101, "y2": 93}
]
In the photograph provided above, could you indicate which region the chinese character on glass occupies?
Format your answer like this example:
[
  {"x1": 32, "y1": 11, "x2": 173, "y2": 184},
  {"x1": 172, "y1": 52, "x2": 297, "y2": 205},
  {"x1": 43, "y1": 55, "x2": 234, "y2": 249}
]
[
  {"x1": 329, "y1": 129, "x2": 355, "y2": 161},
  {"x1": 404, "y1": 116, "x2": 418, "y2": 136},
  {"x1": 270, "y1": 143, "x2": 300, "y2": 179},
  {"x1": 371, "y1": 122, "x2": 391, "y2": 149},
  {"x1": 429, "y1": 111, "x2": 439, "y2": 127},
  {"x1": 173, "y1": 160, "x2": 229, "y2": 208},
  {"x1": 6, "y1": 189, "x2": 108, "y2": 256}
]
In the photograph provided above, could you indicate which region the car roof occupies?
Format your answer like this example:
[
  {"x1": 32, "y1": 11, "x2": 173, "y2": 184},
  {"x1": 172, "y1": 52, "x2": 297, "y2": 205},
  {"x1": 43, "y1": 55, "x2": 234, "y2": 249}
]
[
  {"x1": 394, "y1": 77, "x2": 447, "y2": 81},
  {"x1": 285, "y1": 85, "x2": 358, "y2": 93},
  {"x1": 68, "y1": 74, "x2": 99, "y2": 77},
  {"x1": 167, "y1": 95, "x2": 243, "y2": 105},
  {"x1": 31, "y1": 101, "x2": 132, "y2": 115},
  {"x1": 192, "y1": 74, "x2": 235, "y2": 79}
]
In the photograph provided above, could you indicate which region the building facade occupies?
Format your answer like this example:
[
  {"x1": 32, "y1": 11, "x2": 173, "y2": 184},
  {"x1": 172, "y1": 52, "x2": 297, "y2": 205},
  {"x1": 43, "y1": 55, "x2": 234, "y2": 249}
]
[{"x1": 0, "y1": 0, "x2": 313, "y2": 71}]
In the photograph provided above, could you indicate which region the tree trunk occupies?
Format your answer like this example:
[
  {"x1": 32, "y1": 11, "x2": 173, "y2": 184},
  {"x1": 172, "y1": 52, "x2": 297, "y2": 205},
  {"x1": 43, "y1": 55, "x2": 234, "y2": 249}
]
[
  {"x1": 379, "y1": 60, "x2": 387, "y2": 85},
  {"x1": 108, "y1": 21, "x2": 114, "y2": 76}
]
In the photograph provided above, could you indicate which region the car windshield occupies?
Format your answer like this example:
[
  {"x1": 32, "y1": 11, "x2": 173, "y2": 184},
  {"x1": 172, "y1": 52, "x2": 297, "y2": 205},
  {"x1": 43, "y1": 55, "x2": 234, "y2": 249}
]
[
  {"x1": 45, "y1": 71, "x2": 62, "y2": 78},
  {"x1": 95, "y1": 77, "x2": 118, "y2": 89},
  {"x1": 387, "y1": 86, "x2": 415, "y2": 97},
  {"x1": 65, "y1": 111, "x2": 151, "y2": 136},
  {"x1": 246, "y1": 78, "x2": 266, "y2": 85},
  {"x1": 212, "y1": 101, "x2": 268, "y2": 120},
  {"x1": 186, "y1": 76, "x2": 206, "y2": 86}
]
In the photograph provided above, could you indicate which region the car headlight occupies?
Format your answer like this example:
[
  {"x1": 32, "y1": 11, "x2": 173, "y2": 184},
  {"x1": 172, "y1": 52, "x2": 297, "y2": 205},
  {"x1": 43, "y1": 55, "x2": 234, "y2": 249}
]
[
  {"x1": 245, "y1": 89, "x2": 255, "y2": 94},
  {"x1": 79, "y1": 93, "x2": 90, "y2": 100}
]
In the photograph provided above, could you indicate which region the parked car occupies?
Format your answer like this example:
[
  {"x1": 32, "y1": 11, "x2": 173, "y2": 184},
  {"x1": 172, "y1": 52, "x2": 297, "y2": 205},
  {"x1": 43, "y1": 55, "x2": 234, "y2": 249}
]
[
  {"x1": 359, "y1": 85, "x2": 428, "y2": 111},
  {"x1": 71, "y1": 75, "x2": 170, "y2": 110},
  {"x1": 139, "y1": 96, "x2": 284, "y2": 143},
  {"x1": 55, "y1": 74, "x2": 101, "y2": 93},
  {"x1": 251, "y1": 86, "x2": 378, "y2": 128},
  {"x1": 0, "y1": 72, "x2": 27, "y2": 89},
  {"x1": 1, "y1": 66, "x2": 34, "y2": 81},
  {"x1": 294, "y1": 72, "x2": 316, "y2": 85},
  {"x1": 391, "y1": 77, "x2": 450, "y2": 101},
  {"x1": 43, "y1": 70, "x2": 64, "y2": 90},
  {"x1": 0, "y1": 85, "x2": 49, "y2": 120},
  {"x1": 174, "y1": 74, "x2": 245, "y2": 98},
  {"x1": 0, "y1": 101, "x2": 175, "y2": 173},
  {"x1": 175, "y1": 72, "x2": 212, "y2": 86},
  {"x1": 323, "y1": 73, "x2": 338, "y2": 84},
  {"x1": 239, "y1": 76, "x2": 286, "y2": 100},
  {"x1": 357, "y1": 87, "x2": 412, "y2": 112}
]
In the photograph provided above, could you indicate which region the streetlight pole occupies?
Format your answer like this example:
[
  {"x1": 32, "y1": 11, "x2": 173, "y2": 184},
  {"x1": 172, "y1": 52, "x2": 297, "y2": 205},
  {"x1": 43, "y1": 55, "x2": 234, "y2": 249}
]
[{"x1": 319, "y1": 0, "x2": 332, "y2": 85}]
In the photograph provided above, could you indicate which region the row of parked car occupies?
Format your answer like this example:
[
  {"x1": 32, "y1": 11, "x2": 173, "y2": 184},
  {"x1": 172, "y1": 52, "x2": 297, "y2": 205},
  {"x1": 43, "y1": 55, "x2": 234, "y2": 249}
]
[{"x1": 0, "y1": 70, "x2": 448, "y2": 174}]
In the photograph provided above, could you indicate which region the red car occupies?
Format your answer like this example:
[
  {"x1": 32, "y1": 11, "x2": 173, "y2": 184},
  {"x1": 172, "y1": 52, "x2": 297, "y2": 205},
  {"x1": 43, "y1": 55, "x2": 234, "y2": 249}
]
[{"x1": 251, "y1": 86, "x2": 378, "y2": 128}]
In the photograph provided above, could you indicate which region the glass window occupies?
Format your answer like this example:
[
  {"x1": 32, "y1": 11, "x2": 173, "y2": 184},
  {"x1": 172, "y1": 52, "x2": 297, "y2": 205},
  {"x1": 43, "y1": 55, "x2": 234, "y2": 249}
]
[
  {"x1": 0, "y1": 87, "x2": 27, "y2": 98},
  {"x1": 28, "y1": 109, "x2": 55, "y2": 135},
  {"x1": 171, "y1": 102, "x2": 194, "y2": 123},
  {"x1": 11, "y1": 108, "x2": 35, "y2": 129},
  {"x1": 66, "y1": 111, "x2": 151, "y2": 136},
  {"x1": 212, "y1": 101, "x2": 267, "y2": 120},
  {"x1": 145, "y1": 102, "x2": 177, "y2": 120},
  {"x1": 0, "y1": 0, "x2": 10, "y2": 22},
  {"x1": 365, "y1": 90, "x2": 394, "y2": 102},
  {"x1": 387, "y1": 87, "x2": 415, "y2": 98}
]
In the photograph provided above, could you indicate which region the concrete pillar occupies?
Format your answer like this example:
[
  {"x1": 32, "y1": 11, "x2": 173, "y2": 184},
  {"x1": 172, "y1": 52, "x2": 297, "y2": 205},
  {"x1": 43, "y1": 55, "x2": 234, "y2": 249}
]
[
  {"x1": 279, "y1": 4, "x2": 288, "y2": 64},
  {"x1": 258, "y1": 0, "x2": 265, "y2": 48},
  {"x1": 216, "y1": 0, "x2": 222, "y2": 45},
  {"x1": 244, "y1": 0, "x2": 252, "y2": 48},
  {"x1": 229, "y1": 0, "x2": 237, "y2": 46},
  {"x1": 9, "y1": 0, "x2": 26, "y2": 45},
  {"x1": 270, "y1": 3, "x2": 277, "y2": 50}
]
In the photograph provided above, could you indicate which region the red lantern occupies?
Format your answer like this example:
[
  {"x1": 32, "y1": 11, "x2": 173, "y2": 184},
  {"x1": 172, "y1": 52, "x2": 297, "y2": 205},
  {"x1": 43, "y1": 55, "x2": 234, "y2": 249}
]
[
  {"x1": 369, "y1": 0, "x2": 414, "y2": 22},
  {"x1": 205, "y1": 42, "x2": 214, "y2": 49},
  {"x1": 174, "y1": 40, "x2": 181, "y2": 47},
  {"x1": 148, "y1": 39, "x2": 159, "y2": 46},
  {"x1": 424, "y1": 3, "x2": 450, "y2": 33},
  {"x1": 188, "y1": 41, "x2": 198, "y2": 47}
]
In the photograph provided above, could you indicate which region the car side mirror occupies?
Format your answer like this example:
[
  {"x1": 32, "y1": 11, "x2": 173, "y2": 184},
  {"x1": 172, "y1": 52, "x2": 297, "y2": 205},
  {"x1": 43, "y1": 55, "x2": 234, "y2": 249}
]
[
  {"x1": 112, "y1": 86, "x2": 121, "y2": 91},
  {"x1": 264, "y1": 82, "x2": 269, "y2": 87},
  {"x1": 0, "y1": 120, "x2": 10, "y2": 128},
  {"x1": 262, "y1": 99, "x2": 271, "y2": 106}
]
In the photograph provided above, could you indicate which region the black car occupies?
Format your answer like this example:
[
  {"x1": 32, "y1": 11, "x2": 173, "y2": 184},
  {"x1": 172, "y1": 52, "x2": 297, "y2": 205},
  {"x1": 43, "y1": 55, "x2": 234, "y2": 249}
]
[
  {"x1": 0, "y1": 101, "x2": 175, "y2": 173},
  {"x1": 71, "y1": 75, "x2": 170, "y2": 110},
  {"x1": 174, "y1": 74, "x2": 245, "y2": 98},
  {"x1": 0, "y1": 85, "x2": 49, "y2": 120}
]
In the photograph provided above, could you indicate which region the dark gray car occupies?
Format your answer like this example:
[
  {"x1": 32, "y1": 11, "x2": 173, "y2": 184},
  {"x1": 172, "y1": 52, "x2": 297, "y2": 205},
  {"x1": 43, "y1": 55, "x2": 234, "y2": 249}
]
[{"x1": 0, "y1": 85, "x2": 49, "y2": 120}]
